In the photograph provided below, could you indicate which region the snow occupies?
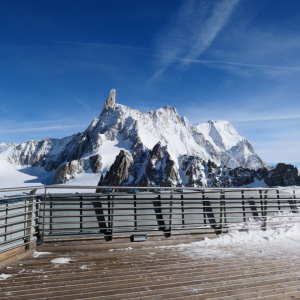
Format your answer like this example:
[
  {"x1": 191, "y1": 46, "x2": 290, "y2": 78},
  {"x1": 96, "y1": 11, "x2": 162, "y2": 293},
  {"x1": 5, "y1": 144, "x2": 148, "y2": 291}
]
[
  {"x1": 96, "y1": 134, "x2": 131, "y2": 172},
  {"x1": 63, "y1": 172, "x2": 100, "y2": 187},
  {"x1": 51, "y1": 257, "x2": 73, "y2": 264},
  {"x1": 0, "y1": 160, "x2": 50, "y2": 189},
  {"x1": 80, "y1": 265, "x2": 89, "y2": 270},
  {"x1": 0, "y1": 160, "x2": 55, "y2": 197},
  {"x1": 49, "y1": 136, "x2": 73, "y2": 155},
  {"x1": 241, "y1": 178, "x2": 268, "y2": 188},
  {"x1": 0, "y1": 274, "x2": 12, "y2": 280},
  {"x1": 33, "y1": 251, "x2": 52, "y2": 258},
  {"x1": 195, "y1": 120, "x2": 243, "y2": 152},
  {"x1": 161, "y1": 210, "x2": 300, "y2": 260}
]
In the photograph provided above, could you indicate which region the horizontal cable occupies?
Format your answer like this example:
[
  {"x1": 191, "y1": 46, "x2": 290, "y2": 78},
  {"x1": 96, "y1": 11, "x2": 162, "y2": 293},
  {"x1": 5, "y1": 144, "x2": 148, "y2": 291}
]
[
  {"x1": 40, "y1": 197, "x2": 299, "y2": 203},
  {"x1": 42, "y1": 223, "x2": 294, "y2": 234},
  {"x1": 0, "y1": 201, "x2": 39, "y2": 211},
  {"x1": 0, "y1": 194, "x2": 39, "y2": 203},
  {"x1": 41, "y1": 216, "x2": 300, "y2": 227},
  {"x1": 0, "y1": 216, "x2": 39, "y2": 229},
  {"x1": 40, "y1": 209, "x2": 299, "y2": 218},
  {"x1": 0, "y1": 224, "x2": 38, "y2": 238},
  {"x1": 0, "y1": 233, "x2": 35, "y2": 246},
  {"x1": 0, "y1": 241, "x2": 31, "y2": 254},
  {"x1": 39, "y1": 206, "x2": 296, "y2": 213},
  {"x1": 0, "y1": 208, "x2": 39, "y2": 221}
]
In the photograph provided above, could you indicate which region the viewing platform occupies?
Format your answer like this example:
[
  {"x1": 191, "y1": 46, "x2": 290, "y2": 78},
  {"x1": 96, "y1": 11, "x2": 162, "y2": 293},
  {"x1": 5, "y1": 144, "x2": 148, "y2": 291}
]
[{"x1": 1, "y1": 186, "x2": 300, "y2": 299}]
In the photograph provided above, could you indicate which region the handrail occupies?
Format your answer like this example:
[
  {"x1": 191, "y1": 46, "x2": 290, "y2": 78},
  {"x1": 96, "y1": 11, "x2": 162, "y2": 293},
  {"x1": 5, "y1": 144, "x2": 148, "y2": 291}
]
[{"x1": 1, "y1": 185, "x2": 300, "y2": 194}]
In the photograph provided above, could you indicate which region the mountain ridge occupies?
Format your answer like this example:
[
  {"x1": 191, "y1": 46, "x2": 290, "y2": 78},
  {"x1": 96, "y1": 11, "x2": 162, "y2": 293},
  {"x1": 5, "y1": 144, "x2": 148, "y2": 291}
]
[{"x1": 1, "y1": 89, "x2": 296, "y2": 188}]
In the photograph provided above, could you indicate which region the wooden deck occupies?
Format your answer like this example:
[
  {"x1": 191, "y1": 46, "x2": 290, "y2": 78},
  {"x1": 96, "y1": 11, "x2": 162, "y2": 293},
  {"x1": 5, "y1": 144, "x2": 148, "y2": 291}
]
[{"x1": 1, "y1": 240, "x2": 300, "y2": 299}]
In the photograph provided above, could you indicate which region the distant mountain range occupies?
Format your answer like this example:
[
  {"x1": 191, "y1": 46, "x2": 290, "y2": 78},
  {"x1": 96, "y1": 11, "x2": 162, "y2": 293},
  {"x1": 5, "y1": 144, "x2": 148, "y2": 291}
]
[{"x1": 0, "y1": 90, "x2": 299, "y2": 188}]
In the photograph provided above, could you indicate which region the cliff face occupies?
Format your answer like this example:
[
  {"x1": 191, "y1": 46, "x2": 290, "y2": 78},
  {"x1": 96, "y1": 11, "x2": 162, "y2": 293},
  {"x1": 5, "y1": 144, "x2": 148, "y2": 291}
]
[
  {"x1": 97, "y1": 142, "x2": 299, "y2": 188},
  {"x1": 1, "y1": 89, "x2": 293, "y2": 188}
]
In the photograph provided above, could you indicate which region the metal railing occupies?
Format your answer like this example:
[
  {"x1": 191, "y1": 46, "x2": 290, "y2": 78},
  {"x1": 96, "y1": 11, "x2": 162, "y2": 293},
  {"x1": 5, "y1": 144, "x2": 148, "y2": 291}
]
[
  {"x1": 0, "y1": 185, "x2": 300, "y2": 253},
  {"x1": 0, "y1": 187, "x2": 42, "y2": 254}
]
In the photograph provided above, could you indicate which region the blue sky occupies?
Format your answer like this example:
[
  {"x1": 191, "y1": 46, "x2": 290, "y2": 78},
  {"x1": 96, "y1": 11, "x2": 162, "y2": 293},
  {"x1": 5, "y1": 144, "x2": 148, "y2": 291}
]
[{"x1": 0, "y1": 0, "x2": 300, "y2": 166}]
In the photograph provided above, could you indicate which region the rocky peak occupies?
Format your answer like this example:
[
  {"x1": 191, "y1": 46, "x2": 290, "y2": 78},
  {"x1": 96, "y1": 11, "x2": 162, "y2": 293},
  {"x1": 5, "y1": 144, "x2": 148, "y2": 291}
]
[{"x1": 101, "y1": 89, "x2": 116, "y2": 115}]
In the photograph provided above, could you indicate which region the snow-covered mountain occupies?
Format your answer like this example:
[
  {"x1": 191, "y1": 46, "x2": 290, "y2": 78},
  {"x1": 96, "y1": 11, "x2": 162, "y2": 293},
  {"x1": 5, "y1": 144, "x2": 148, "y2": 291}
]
[{"x1": 2, "y1": 89, "x2": 292, "y2": 188}]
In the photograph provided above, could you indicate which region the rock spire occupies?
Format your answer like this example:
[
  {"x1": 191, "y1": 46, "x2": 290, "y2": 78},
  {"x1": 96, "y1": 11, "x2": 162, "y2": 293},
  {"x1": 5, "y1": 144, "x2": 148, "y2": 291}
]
[{"x1": 101, "y1": 89, "x2": 116, "y2": 115}]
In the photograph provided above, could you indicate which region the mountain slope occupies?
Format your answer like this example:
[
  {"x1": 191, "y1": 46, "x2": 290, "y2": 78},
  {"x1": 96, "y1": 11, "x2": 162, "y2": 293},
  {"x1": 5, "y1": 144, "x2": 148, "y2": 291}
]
[{"x1": 0, "y1": 89, "x2": 269, "y2": 187}]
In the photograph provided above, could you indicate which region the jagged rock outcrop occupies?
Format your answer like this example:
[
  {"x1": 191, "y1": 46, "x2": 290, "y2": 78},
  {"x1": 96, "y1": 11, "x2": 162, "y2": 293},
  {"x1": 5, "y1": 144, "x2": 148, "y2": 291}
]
[
  {"x1": 101, "y1": 89, "x2": 116, "y2": 115},
  {"x1": 97, "y1": 150, "x2": 133, "y2": 187},
  {"x1": 97, "y1": 150, "x2": 299, "y2": 188},
  {"x1": 53, "y1": 158, "x2": 89, "y2": 184},
  {"x1": 89, "y1": 154, "x2": 103, "y2": 174},
  {"x1": 53, "y1": 154, "x2": 103, "y2": 184},
  {"x1": 97, "y1": 142, "x2": 182, "y2": 188},
  {"x1": 265, "y1": 163, "x2": 300, "y2": 186}
]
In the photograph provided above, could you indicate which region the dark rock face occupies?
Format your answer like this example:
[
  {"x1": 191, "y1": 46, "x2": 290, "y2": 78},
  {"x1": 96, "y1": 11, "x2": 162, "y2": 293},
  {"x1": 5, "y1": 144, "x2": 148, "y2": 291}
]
[
  {"x1": 89, "y1": 154, "x2": 103, "y2": 174},
  {"x1": 265, "y1": 163, "x2": 300, "y2": 186},
  {"x1": 97, "y1": 142, "x2": 181, "y2": 189},
  {"x1": 143, "y1": 142, "x2": 181, "y2": 187},
  {"x1": 53, "y1": 154, "x2": 103, "y2": 184},
  {"x1": 97, "y1": 150, "x2": 133, "y2": 188},
  {"x1": 53, "y1": 158, "x2": 89, "y2": 184},
  {"x1": 97, "y1": 148, "x2": 300, "y2": 188}
]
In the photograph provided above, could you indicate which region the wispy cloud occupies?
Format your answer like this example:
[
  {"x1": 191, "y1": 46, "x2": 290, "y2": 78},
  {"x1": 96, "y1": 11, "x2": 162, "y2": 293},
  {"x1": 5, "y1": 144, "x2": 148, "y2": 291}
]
[
  {"x1": 228, "y1": 113, "x2": 300, "y2": 123},
  {"x1": 22, "y1": 119, "x2": 65, "y2": 125},
  {"x1": 148, "y1": 0, "x2": 240, "y2": 84},
  {"x1": 0, "y1": 125, "x2": 84, "y2": 133},
  {"x1": 75, "y1": 98, "x2": 92, "y2": 112},
  {"x1": 184, "y1": 105, "x2": 300, "y2": 125},
  {"x1": 54, "y1": 41, "x2": 151, "y2": 51},
  {"x1": 184, "y1": 0, "x2": 240, "y2": 61},
  {"x1": 154, "y1": 58, "x2": 300, "y2": 72}
]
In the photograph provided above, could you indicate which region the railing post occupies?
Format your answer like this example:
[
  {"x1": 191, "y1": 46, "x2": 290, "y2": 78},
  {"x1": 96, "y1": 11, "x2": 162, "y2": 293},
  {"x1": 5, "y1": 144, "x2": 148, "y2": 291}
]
[
  {"x1": 293, "y1": 190, "x2": 296, "y2": 213},
  {"x1": 110, "y1": 189, "x2": 115, "y2": 240},
  {"x1": 202, "y1": 191, "x2": 206, "y2": 225},
  {"x1": 49, "y1": 195, "x2": 53, "y2": 235},
  {"x1": 259, "y1": 190, "x2": 263, "y2": 216},
  {"x1": 169, "y1": 190, "x2": 173, "y2": 237},
  {"x1": 263, "y1": 190, "x2": 268, "y2": 231},
  {"x1": 24, "y1": 199, "x2": 27, "y2": 240},
  {"x1": 35, "y1": 199, "x2": 41, "y2": 244},
  {"x1": 277, "y1": 189, "x2": 281, "y2": 211},
  {"x1": 41, "y1": 188, "x2": 47, "y2": 244},
  {"x1": 134, "y1": 195, "x2": 137, "y2": 231},
  {"x1": 223, "y1": 190, "x2": 227, "y2": 225},
  {"x1": 4, "y1": 203, "x2": 8, "y2": 242},
  {"x1": 241, "y1": 190, "x2": 246, "y2": 223},
  {"x1": 25, "y1": 189, "x2": 37, "y2": 249},
  {"x1": 107, "y1": 194, "x2": 110, "y2": 228},
  {"x1": 181, "y1": 193, "x2": 185, "y2": 227},
  {"x1": 219, "y1": 190, "x2": 224, "y2": 233},
  {"x1": 80, "y1": 196, "x2": 83, "y2": 233}
]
